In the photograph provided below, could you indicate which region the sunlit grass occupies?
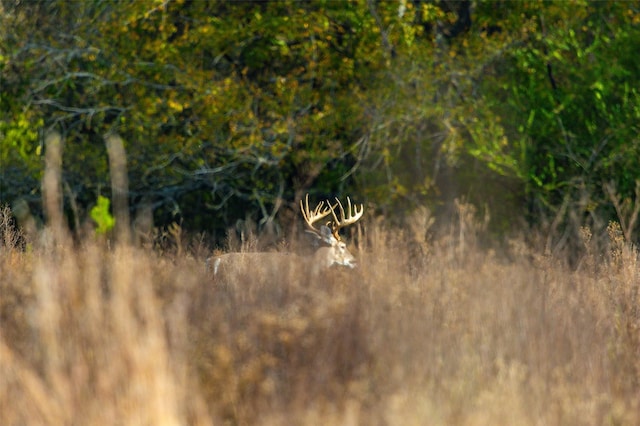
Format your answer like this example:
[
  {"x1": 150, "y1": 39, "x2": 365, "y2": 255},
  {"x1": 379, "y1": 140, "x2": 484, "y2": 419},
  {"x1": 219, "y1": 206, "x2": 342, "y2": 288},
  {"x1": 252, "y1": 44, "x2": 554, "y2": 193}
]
[{"x1": 1, "y1": 205, "x2": 639, "y2": 425}]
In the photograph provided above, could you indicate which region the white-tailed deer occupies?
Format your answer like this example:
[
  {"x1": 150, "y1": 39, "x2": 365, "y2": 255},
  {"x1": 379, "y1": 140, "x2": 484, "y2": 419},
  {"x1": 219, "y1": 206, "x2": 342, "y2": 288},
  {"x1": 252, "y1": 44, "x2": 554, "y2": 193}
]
[{"x1": 207, "y1": 194, "x2": 364, "y2": 277}]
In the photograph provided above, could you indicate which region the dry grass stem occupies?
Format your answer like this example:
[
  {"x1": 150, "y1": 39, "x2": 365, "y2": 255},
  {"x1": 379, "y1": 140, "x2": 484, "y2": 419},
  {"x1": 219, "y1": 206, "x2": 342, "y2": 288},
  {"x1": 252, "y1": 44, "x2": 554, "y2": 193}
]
[{"x1": 1, "y1": 205, "x2": 640, "y2": 425}]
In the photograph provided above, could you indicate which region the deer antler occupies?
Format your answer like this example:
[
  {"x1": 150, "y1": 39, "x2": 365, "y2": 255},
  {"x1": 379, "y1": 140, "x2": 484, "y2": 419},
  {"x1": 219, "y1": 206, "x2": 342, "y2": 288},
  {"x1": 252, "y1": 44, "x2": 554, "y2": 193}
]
[
  {"x1": 300, "y1": 193, "x2": 335, "y2": 236},
  {"x1": 327, "y1": 196, "x2": 364, "y2": 241}
]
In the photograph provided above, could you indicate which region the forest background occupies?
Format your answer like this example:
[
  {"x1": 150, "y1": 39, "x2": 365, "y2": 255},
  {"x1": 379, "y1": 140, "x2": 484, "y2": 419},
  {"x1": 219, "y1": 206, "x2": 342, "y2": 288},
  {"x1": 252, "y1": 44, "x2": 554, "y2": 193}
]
[
  {"x1": 3, "y1": 2, "x2": 640, "y2": 424},
  {"x1": 1, "y1": 0, "x2": 640, "y2": 247}
]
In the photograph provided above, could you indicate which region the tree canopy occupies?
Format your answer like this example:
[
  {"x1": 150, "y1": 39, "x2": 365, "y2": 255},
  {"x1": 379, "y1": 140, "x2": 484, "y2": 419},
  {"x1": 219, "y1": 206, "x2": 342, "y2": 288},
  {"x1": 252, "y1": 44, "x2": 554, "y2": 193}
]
[{"x1": 2, "y1": 0, "x2": 639, "y2": 243}]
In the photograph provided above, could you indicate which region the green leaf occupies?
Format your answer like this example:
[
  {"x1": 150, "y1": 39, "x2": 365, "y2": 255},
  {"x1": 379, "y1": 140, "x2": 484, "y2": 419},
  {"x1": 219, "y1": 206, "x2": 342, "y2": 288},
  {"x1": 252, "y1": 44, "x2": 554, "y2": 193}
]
[{"x1": 90, "y1": 196, "x2": 115, "y2": 235}]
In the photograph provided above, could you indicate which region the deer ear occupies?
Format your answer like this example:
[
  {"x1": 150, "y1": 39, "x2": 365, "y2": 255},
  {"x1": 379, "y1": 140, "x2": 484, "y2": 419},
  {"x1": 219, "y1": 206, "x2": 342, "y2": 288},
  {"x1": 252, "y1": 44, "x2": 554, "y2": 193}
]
[
  {"x1": 304, "y1": 229, "x2": 322, "y2": 247},
  {"x1": 320, "y1": 225, "x2": 337, "y2": 245}
]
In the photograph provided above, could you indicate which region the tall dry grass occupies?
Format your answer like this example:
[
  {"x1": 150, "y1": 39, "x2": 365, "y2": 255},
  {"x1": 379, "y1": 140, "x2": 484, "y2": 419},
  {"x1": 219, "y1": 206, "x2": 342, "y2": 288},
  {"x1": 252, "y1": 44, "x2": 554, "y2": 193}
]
[{"x1": 1, "y1": 202, "x2": 640, "y2": 425}]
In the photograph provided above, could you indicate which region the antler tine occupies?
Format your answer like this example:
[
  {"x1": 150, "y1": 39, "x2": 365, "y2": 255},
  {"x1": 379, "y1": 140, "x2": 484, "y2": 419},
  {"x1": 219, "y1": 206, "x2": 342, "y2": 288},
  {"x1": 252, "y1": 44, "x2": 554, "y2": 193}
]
[
  {"x1": 347, "y1": 196, "x2": 364, "y2": 223},
  {"x1": 300, "y1": 194, "x2": 311, "y2": 226},
  {"x1": 327, "y1": 196, "x2": 364, "y2": 239},
  {"x1": 300, "y1": 193, "x2": 334, "y2": 234},
  {"x1": 328, "y1": 198, "x2": 340, "y2": 228}
]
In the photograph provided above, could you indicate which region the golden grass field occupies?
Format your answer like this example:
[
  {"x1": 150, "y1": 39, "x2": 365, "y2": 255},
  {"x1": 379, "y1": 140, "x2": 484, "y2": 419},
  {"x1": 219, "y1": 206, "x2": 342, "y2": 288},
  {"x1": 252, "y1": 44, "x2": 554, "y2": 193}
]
[{"x1": 1, "y1": 204, "x2": 640, "y2": 425}]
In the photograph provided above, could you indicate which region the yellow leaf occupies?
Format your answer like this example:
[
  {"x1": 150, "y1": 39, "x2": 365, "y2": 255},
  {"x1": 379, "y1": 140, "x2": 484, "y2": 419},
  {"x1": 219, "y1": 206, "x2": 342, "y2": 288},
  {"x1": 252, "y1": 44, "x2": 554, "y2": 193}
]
[{"x1": 167, "y1": 99, "x2": 183, "y2": 112}]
